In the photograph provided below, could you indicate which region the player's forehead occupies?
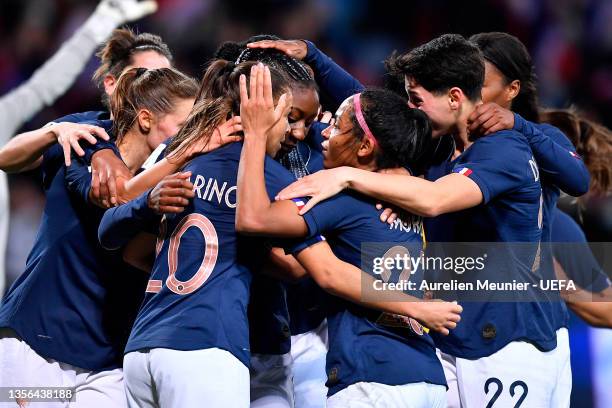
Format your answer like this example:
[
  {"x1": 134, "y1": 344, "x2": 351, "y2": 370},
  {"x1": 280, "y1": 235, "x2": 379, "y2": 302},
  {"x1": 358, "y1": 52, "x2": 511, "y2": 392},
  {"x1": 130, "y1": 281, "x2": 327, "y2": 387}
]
[
  {"x1": 335, "y1": 95, "x2": 354, "y2": 125},
  {"x1": 404, "y1": 76, "x2": 425, "y2": 96},
  {"x1": 129, "y1": 50, "x2": 172, "y2": 71}
]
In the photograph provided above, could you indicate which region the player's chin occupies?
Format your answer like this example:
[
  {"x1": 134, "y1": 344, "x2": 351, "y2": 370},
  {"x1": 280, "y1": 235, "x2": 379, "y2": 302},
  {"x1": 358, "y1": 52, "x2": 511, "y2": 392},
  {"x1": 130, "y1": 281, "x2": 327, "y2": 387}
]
[{"x1": 322, "y1": 155, "x2": 337, "y2": 170}]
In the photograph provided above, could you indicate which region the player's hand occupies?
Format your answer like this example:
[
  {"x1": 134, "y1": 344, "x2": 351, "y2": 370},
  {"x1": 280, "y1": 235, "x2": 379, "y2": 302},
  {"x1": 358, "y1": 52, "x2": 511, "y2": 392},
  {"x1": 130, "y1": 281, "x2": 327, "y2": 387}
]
[
  {"x1": 167, "y1": 116, "x2": 243, "y2": 164},
  {"x1": 148, "y1": 172, "x2": 194, "y2": 214},
  {"x1": 239, "y1": 63, "x2": 292, "y2": 140},
  {"x1": 95, "y1": 0, "x2": 158, "y2": 24},
  {"x1": 373, "y1": 167, "x2": 409, "y2": 224},
  {"x1": 317, "y1": 110, "x2": 334, "y2": 124},
  {"x1": 50, "y1": 122, "x2": 110, "y2": 167},
  {"x1": 467, "y1": 102, "x2": 515, "y2": 139},
  {"x1": 275, "y1": 167, "x2": 351, "y2": 214},
  {"x1": 91, "y1": 149, "x2": 131, "y2": 208},
  {"x1": 412, "y1": 300, "x2": 463, "y2": 336},
  {"x1": 375, "y1": 203, "x2": 398, "y2": 224},
  {"x1": 246, "y1": 39, "x2": 308, "y2": 60}
]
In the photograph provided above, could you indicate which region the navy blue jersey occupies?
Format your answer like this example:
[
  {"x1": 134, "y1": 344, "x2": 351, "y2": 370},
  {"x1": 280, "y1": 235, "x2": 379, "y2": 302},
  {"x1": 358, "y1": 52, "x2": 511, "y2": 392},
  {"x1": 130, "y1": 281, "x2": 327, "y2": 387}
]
[
  {"x1": 0, "y1": 118, "x2": 149, "y2": 371},
  {"x1": 427, "y1": 130, "x2": 565, "y2": 359},
  {"x1": 278, "y1": 137, "x2": 328, "y2": 335},
  {"x1": 125, "y1": 143, "x2": 295, "y2": 367},
  {"x1": 289, "y1": 191, "x2": 446, "y2": 396},
  {"x1": 53, "y1": 110, "x2": 109, "y2": 123},
  {"x1": 552, "y1": 208, "x2": 611, "y2": 293}
]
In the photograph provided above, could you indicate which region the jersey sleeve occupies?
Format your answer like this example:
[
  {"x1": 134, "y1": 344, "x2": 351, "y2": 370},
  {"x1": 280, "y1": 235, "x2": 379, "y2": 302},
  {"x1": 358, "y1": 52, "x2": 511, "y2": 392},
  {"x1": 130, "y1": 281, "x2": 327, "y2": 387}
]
[
  {"x1": 40, "y1": 143, "x2": 65, "y2": 188},
  {"x1": 513, "y1": 114, "x2": 589, "y2": 196},
  {"x1": 284, "y1": 193, "x2": 354, "y2": 254},
  {"x1": 98, "y1": 191, "x2": 160, "y2": 250},
  {"x1": 303, "y1": 40, "x2": 365, "y2": 109},
  {"x1": 453, "y1": 132, "x2": 534, "y2": 204},
  {"x1": 64, "y1": 154, "x2": 94, "y2": 204},
  {"x1": 552, "y1": 209, "x2": 611, "y2": 293}
]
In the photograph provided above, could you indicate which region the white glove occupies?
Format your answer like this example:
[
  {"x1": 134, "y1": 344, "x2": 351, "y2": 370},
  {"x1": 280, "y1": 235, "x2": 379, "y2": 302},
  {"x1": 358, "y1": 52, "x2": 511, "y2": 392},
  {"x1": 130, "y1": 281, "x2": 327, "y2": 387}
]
[
  {"x1": 96, "y1": 0, "x2": 158, "y2": 24},
  {"x1": 84, "y1": 0, "x2": 159, "y2": 43}
]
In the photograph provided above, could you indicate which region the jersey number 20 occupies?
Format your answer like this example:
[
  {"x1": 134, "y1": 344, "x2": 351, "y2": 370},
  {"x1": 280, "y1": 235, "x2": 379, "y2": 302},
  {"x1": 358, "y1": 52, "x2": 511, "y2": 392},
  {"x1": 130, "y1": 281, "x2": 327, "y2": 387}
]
[{"x1": 146, "y1": 214, "x2": 219, "y2": 295}]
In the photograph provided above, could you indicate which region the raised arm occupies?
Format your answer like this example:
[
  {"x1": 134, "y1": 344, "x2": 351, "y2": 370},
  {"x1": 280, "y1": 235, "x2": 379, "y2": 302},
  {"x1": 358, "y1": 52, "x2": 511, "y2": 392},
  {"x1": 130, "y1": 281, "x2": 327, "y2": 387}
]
[
  {"x1": 246, "y1": 39, "x2": 364, "y2": 109},
  {"x1": 235, "y1": 64, "x2": 308, "y2": 237},
  {"x1": 0, "y1": 0, "x2": 157, "y2": 144}
]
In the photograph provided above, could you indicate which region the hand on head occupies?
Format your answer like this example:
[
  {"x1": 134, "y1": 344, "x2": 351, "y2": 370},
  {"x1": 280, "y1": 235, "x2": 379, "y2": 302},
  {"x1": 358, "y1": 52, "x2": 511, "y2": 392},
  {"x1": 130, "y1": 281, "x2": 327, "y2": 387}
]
[
  {"x1": 239, "y1": 63, "x2": 292, "y2": 139},
  {"x1": 246, "y1": 39, "x2": 308, "y2": 60}
]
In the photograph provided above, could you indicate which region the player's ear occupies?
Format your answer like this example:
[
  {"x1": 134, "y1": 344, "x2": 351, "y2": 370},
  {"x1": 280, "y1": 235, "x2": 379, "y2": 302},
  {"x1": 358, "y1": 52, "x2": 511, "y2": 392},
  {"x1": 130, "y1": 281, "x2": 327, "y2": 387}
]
[
  {"x1": 448, "y1": 87, "x2": 463, "y2": 111},
  {"x1": 137, "y1": 109, "x2": 153, "y2": 134},
  {"x1": 103, "y1": 74, "x2": 117, "y2": 96},
  {"x1": 357, "y1": 134, "x2": 376, "y2": 159},
  {"x1": 507, "y1": 79, "x2": 521, "y2": 102}
]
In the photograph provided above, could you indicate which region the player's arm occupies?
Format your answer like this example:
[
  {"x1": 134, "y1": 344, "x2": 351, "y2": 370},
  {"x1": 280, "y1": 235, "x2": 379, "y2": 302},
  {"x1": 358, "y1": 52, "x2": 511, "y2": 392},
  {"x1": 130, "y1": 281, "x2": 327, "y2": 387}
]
[
  {"x1": 247, "y1": 39, "x2": 364, "y2": 109},
  {"x1": 261, "y1": 247, "x2": 308, "y2": 282},
  {"x1": 0, "y1": 122, "x2": 109, "y2": 172},
  {"x1": 235, "y1": 65, "x2": 308, "y2": 237},
  {"x1": 122, "y1": 232, "x2": 157, "y2": 273},
  {"x1": 565, "y1": 300, "x2": 612, "y2": 329},
  {"x1": 277, "y1": 167, "x2": 483, "y2": 217},
  {"x1": 514, "y1": 115, "x2": 589, "y2": 196},
  {"x1": 98, "y1": 172, "x2": 192, "y2": 250},
  {"x1": 0, "y1": 0, "x2": 157, "y2": 144},
  {"x1": 555, "y1": 259, "x2": 612, "y2": 328},
  {"x1": 112, "y1": 117, "x2": 242, "y2": 204},
  {"x1": 468, "y1": 103, "x2": 589, "y2": 196},
  {"x1": 294, "y1": 240, "x2": 462, "y2": 335}
]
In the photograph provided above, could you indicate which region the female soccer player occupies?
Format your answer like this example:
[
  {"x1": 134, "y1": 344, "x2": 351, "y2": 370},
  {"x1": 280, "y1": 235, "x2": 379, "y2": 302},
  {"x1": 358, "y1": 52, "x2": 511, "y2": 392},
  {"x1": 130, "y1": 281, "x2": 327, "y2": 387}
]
[
  {"x1": 109, "y1": 60, "x2": 295, "y2": 408},
  {"x1": 235, "y1": 65, "x2": 454, "y2": 407},
  {"x1": 216, "y1": 35, "x2": 327, "y2": 408},
  {"x1": 99, "y1": 62, "x2": 460, "y2": 408},
  {"x1": 0, "y1": 67, "x2": 197, "y2": 407},
  {"x1": 540, "y1": 108, "x2": 612, "y2": 326},
  {"x1": 467, "y1": 33, "x2": 611, "y2": 327},
  {"x1": 277, "y1": 34, "x2": 570, "y2": 408}
]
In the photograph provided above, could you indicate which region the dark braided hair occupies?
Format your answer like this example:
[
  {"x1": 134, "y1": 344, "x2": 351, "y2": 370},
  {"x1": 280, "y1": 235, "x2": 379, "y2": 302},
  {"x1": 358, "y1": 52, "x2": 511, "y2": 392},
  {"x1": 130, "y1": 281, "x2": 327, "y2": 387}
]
[{"x1": 214, "y1": 34, "x2": 317, "y2": 92}]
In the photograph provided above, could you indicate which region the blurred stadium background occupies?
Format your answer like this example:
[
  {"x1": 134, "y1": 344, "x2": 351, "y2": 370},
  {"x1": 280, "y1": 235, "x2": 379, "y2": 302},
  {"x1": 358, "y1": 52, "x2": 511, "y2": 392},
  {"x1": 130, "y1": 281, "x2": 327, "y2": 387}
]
[{"x1": 1, "y1": 0, "x2": 610, "y2": 406}]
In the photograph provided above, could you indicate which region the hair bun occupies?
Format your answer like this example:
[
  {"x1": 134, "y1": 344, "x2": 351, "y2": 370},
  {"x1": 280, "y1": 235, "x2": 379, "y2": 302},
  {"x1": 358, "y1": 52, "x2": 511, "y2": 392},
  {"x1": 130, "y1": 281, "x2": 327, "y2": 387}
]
[{"x1": 214, "y1": 41, "x2": 244, "y2": 61}]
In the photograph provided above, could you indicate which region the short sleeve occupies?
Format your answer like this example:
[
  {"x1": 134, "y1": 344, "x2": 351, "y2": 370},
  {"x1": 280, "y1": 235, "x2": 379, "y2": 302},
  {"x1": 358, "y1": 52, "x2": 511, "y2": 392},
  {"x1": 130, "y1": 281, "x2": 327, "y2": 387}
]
[
  {"x1": 453, "y1": 131, "x2": 533, "y2": 203},
  {"x1": 289, "y1": 193, "x2": 354, "y2": 247}
]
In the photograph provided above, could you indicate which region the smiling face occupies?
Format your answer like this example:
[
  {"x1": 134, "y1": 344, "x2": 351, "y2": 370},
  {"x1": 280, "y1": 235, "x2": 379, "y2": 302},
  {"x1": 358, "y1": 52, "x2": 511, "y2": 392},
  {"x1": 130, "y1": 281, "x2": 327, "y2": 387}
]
[
  {"x1": 277, "y1": 87, "x2": 320, "y2": 157},
  {"x1": 321, "y1": 96, "x2": 362, "y2": 169},
  {"x1": 404, "y1": 77, "x2": 457, "y2": 139}
]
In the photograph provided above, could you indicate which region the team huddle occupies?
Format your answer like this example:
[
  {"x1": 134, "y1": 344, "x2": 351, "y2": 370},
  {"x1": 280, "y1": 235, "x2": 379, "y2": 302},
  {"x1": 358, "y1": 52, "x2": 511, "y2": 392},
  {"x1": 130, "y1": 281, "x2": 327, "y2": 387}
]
[{"x1": 0, "y1": 25, "x2": 610, "y2": 408}]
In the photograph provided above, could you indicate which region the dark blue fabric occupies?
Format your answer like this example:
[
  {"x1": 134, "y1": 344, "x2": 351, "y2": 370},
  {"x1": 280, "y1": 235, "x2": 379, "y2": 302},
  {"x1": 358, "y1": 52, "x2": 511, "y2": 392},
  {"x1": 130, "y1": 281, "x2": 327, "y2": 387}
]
[
  {"x1": 289, "y1": 191, "x2": 445, "y2": 396},
  {"x1": 0, "y1": 116, "x2": 147, "y2": 371},
  {"x1": 124, "y1": 143, "x2": 295, "y2": 367}
]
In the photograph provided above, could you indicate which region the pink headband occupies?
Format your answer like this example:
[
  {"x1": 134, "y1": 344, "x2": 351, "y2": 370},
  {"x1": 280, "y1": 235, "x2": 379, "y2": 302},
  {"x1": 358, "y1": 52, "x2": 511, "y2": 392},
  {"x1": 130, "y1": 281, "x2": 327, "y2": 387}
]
[{"x1": 353, "y1": 93, "x2": 377, "y2": 146}]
